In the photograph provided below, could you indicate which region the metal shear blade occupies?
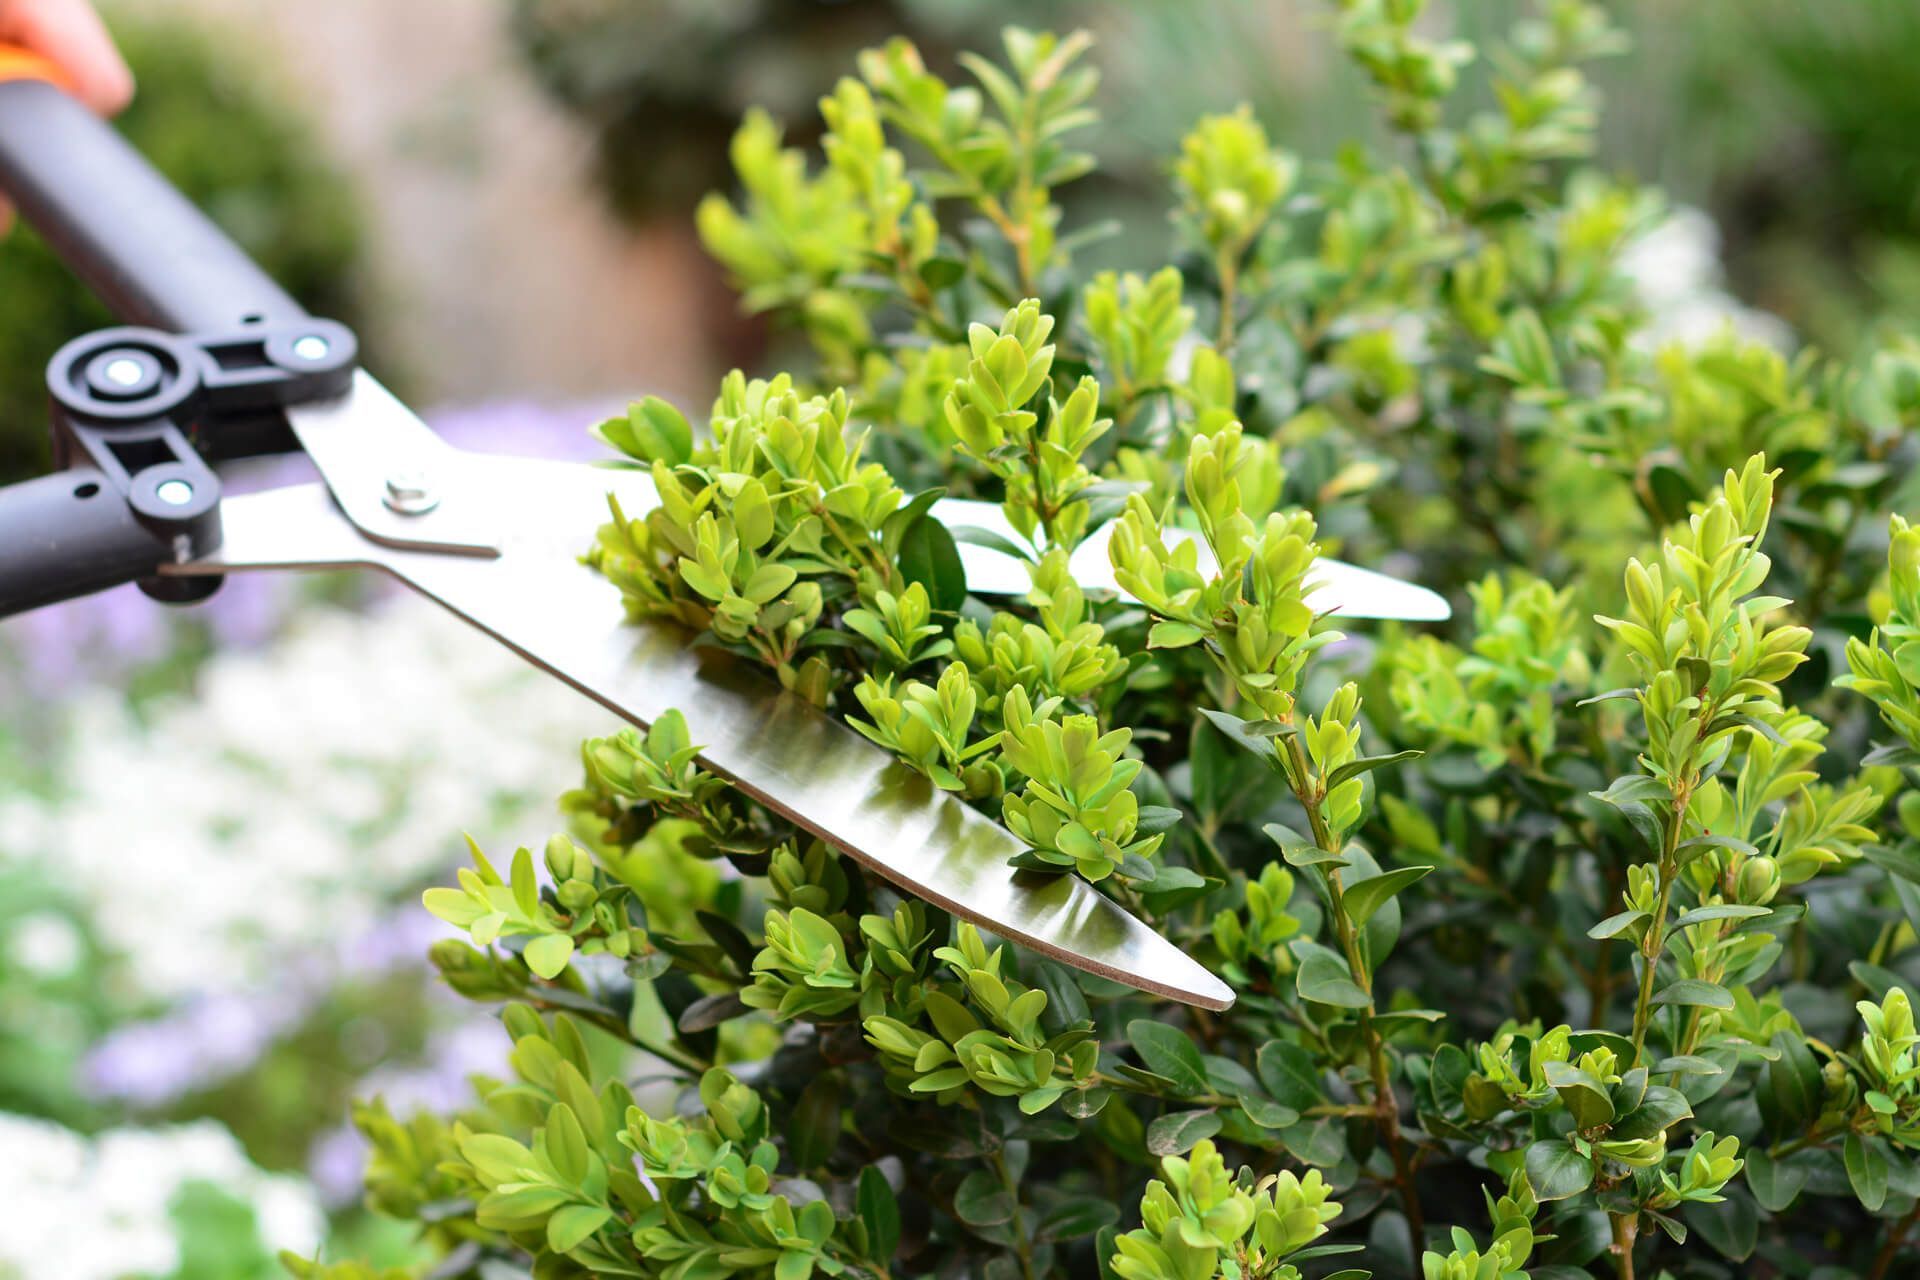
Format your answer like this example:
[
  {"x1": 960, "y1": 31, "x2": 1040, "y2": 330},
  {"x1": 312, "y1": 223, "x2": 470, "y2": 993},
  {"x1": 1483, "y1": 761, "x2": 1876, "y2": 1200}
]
[{"x1": 168, "y1": 375, "x2": 1238, "y2": 1010}]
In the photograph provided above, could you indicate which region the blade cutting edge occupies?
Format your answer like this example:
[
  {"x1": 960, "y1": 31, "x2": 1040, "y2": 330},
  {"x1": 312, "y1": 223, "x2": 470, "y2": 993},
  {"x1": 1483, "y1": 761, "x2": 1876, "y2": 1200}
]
[{"x1": 175, "y1": 473, "x2": 1236, "y2": 1011}]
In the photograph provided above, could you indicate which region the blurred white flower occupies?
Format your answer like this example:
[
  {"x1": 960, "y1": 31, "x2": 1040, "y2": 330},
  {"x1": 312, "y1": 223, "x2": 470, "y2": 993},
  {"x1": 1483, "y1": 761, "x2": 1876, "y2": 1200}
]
[
  {"x1": 1619, "y1": 206, "x2": 1794, "y2": 350},
  {"x1": 0, "y1": 593, "x2": 607, "y2": 1001},
  {"x1": 7, "y1": 910, "x2": 83, "y2": 978},
  {"x1": 0, "y1": 1114, "x2": 323, "y2": 1279}
]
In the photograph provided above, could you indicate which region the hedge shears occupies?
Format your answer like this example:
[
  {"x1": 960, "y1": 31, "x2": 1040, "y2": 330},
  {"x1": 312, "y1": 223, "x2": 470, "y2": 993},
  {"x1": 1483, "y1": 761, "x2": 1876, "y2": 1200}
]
[{"x1": 0, "y1": 52, "x2": 1448, "y2": 1012}]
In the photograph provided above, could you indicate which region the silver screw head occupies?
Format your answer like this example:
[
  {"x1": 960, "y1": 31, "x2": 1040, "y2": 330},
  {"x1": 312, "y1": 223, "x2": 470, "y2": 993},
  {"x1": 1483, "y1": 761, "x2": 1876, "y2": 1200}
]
[
  {"x1": 104, "y1": 357, "x2": 145, "y2": 387},
  {"x1": 383, "y1": 469, "x2": 439, "y2": 515},
  {"x1": 292, "y1": 334, "x2": 331, "y2": 361},
  {"x1": 155, "y1": 479, "x2": 194, "y2": 506}
]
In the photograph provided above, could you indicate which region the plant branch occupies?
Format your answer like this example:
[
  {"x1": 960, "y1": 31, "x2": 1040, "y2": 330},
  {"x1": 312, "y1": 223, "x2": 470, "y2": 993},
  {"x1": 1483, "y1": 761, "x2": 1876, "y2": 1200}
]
[{"x1": 1282, "y1": 729, "x2": 1425, "y2": 1256}]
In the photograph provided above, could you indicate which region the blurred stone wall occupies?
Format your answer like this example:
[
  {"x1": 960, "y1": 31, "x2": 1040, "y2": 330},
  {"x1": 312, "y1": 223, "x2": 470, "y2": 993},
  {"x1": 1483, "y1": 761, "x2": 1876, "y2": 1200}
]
[{"x1": 122, "y1": 0, "x2": 726, "y2": 411}]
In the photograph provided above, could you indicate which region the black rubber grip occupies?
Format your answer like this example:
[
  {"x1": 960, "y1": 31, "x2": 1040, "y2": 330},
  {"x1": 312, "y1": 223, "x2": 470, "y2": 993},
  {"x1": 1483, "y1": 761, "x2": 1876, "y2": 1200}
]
[
  {"x1": 0, "y1": 469, "x2": 168, "y2": 615},
  {"x1": 0, "y1": 78, "x2": 307, "y2": 332}
]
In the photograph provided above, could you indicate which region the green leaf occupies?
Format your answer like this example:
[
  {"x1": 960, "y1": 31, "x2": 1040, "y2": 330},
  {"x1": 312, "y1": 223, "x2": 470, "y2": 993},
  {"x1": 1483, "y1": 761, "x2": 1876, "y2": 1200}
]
[
  {"x1": 677, "y1": 992, "x2": 748, "y2": 1033},
  {"x1": 1147, "y1": 620, "x2": 1207, "y2": 649},
  {"x1": 950, "y1": 524, "x2": 1036, "y2": 563},
  {"x1": 1671, "y1": 904, "x2": 1771, "y2": 929},
  {"x1": 919, "y1": 256, "x2": 967, "y2": 289},
  {"x1": 1744, "y1": 1149, "x2": 1807, "y2": 1212},
  {"x1": 1199, "y1": 707, "x2": 1287, "y2": 765},
  {"x1": 1588, "y1": 909, "x2": 1648, "y2": 940},
  {"x1": 1294, "y1": 943, "x2": 1370, "y2": 1008},
  {"x1": 1256, "y1": 1041, "x2": 1322, "y2": 1111},
  {"x1": 1846, "y1": 1132, "x2": 1889, "y2": 1212},
  {"x1": 1324, "y1": 749, "x2": 1422, "y2": 790},
  {"x1": 954, "y1": 1170, "x2": 1014, "y2": 1226},
  {"x1": 1340, "y1": 865, "x2": 1433, "y2": 927},
  {"x1": 1127, "y1": 1019, "x2": 1209, "y2": 1095},
  {"x1": 523, "y1": 933, "x2": 575, "y2": 980},
  {"x1": 1145, "y1": 1109, "x2": 1221, "y2": 1155},
  {"x1": 1543, "y1": 1061, "x2": 1615, "y2": 1131},
  {"x1": 547, "y1": 1203, "x2": 612, "y2": 1253},
  {"x1": 789, "y1": 1075, "x2": 842, "y2": 1170},
  {"x1": 898, "y1": 516, "x2": 967, "y2": 613},
  {"x1": 1849, "y1": 960, "x2": 1912, "y2": 1002},
  {"x1": 1526, "y1": 1138, "x2": 1595, "y2": 1201},
  {"x1": 1238, "y1": 1093, "x2": 1300, "y2": 1129},
  {"x1": 857, "y1": 1165, "x2": 900, "y2": 1259},
  {"x1": 1767, "y1": 1029, "x2": 1822, "y2": 1128},
  {"x1": 599, "y1": 395, "x2": 692, "y2": 465},
  {"x1": 1035, "y1": 1195, "x2": 1119, "y2": 1243},
  {"x1": 1609, "y1": 1085, "x2": 1692, "y2": 1142},
  {"x1": 1652, "y1": 979, "x2": 1734, "y2": 1010},
  {"x1": 1688, "y1": 1187, "x2": 1758, "y2": 1260},
  {"x1": 511, "y1": 847, "x2": 539, "y2": 918},
  {"x1": 544, "y1": 1103, "x2": 589, "y2": 1184}
]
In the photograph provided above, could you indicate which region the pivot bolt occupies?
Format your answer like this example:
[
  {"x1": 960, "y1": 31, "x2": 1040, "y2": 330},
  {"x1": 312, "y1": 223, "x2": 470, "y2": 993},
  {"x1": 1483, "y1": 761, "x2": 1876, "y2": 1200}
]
[
  {"x1": 383, "y1": 468, "x2": 439, "y2": 516},
  {"x1": 292, "y1": 334, "x2": 331, "y2": 361}
]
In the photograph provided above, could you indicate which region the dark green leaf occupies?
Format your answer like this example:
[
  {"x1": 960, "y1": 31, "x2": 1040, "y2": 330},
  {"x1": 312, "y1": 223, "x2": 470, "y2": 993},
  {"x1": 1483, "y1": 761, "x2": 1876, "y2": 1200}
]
[
  {"x1": 1127, "y1": 1019, "x2": 1209, "y2": 1095},
  {"x1": 898, "y1": 516, "x2": 967, "y2": 613},
  {"x1": 789, "y1": 1075, "x2": 842, "y2": 1170},
  {"x1": 1744, "y1": 1148, "x2": 1807, "y2": 1212},
  {"x1": 954, "y1": 1170, "x2": 1013, "y2": 1226},
  {"x1": 918, "y1": 256, "x2": 966, "y2": 289},
  {"x1": 1256, "y1": 1041, "x2": 1322, "y2": 1110},
  {"x1": 1325, "y1": 750, "x2": 1422, "y2": 790},
  {"x1": 676, "y1": 992, "x2": 747, "y2": 1033},
  {"x1": 1846, "y1": 1132, "x2": 1889, "y2": 1212},
  {"x1": 1294, "y1": 943, "x2": 1370, "y2": 1008},
  {"x1": 1526, "y1": 1138, "x2": 1594, "y2": 1201},
  {"x1": 1653, "y1": 979, "x2": 1734, "y2": 1010},
  {"x1": 1035, "y1": 1195, "x2": 1118, "y2": 1242},
  {"x1": 1341, "y1": 865, "x2": 1433, "y2": 927},
  {"x1": 1767, "y1": 1030, "x2": 1821, "y2": 1128},
  {"x1": 858, "y1": 1165, "x2": 900, "y2": 1259},
  {"x1": 1199, "y1": 707, "x2": 1288, "y2": 765},
  {"x1": 1146, "y1": 1109, "x2": 1222, "y2": 1155},
  {"x1": 1238, "y1": 1094, "x2": 1300, "y2": 1129},
  {"x1": 1609, "y1": 1085, "x2": 1692, "y2": 1141}
]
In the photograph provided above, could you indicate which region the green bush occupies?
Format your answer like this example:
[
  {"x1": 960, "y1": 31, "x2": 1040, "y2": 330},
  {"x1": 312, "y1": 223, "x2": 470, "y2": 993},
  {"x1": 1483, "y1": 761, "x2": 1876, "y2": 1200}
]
[
  {"x1": 0, "y1": 12, "x2": 371, "y2": 482},
  {"x1": 304, "y1": 3, "x2": 1920, "y2": 1278}
]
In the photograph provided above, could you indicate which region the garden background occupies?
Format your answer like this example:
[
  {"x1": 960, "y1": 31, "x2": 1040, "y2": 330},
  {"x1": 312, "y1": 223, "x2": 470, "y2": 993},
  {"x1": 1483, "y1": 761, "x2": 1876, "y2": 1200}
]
[{"x1": 2, "y1": 0, "x2": 1916, "y2": 1274}]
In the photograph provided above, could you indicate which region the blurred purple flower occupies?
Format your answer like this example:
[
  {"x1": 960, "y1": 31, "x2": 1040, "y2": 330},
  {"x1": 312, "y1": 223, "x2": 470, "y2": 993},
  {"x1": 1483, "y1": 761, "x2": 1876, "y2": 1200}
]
[
  {"x1": 80, "y1": 901, "x2": 471, "y2": 1110},
  {"x1": 82, "y1": 988, "x2": 304, "y2": 1107},
  {"x1": 308, "y1": 1013, "x2": 510, "y2": 1206}
]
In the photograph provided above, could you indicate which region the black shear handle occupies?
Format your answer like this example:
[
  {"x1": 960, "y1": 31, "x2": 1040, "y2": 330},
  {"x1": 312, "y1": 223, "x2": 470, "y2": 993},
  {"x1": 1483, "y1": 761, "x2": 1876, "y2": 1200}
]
[
  {"x1": 0, "y1": 75, "x2": 307, "y2": 331},
  {"x1": 0, "y1": 68, "x2": 312, "y2": 616}
]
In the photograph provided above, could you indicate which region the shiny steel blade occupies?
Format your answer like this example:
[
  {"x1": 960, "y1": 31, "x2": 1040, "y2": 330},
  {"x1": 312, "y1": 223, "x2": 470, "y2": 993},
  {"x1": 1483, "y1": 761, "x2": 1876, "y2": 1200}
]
[
  {"x1": 934, "y1": 496, "x2": 1451, "y2": 621},
  {"x1": 168, "y1": 458, "x2": 1235, "y2": 1011}
]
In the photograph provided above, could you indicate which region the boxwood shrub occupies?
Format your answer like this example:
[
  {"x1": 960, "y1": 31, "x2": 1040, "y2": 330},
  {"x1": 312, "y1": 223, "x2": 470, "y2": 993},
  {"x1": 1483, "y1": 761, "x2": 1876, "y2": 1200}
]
[{"x1": 298, "y1": 4, "x2": 1920, "y2": 1278}]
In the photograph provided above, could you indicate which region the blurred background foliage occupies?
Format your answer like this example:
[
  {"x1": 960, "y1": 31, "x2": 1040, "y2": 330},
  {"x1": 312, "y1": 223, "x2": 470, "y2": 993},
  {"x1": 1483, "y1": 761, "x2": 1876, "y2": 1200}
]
[
  {"x1": 510, "y1": 0, "x2": 1920, "y2": 357},
  {"x1": 0, "y1": 10, "x2": 375, "y2": 484}
]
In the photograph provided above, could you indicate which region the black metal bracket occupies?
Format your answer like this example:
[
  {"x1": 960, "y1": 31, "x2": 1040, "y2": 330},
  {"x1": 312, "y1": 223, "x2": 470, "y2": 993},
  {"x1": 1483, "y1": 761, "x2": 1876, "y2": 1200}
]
[{"x1": 40, "y1": 318, "x2": 358, "y2": 605}]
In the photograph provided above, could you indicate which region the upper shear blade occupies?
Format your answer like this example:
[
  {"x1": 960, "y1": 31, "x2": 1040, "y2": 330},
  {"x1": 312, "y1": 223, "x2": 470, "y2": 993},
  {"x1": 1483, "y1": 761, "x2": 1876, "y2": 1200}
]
[{"x1": 171, "y1": 430, "x2": 1235, "y2": 1011}]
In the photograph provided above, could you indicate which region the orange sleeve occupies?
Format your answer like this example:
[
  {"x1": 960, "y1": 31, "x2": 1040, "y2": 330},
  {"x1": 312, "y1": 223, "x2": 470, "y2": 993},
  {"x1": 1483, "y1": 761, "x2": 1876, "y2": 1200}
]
[{"x1": 0, "y1": 45, "x2": 70, "y2": 89}]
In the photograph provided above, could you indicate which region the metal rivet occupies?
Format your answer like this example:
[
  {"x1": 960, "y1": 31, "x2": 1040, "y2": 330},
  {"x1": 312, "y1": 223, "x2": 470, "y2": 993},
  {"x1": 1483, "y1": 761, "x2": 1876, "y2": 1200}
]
[
  {"x1": 155, "y1": 479, "x2": 194, "y2": 506},
  {"x1": 104, "y1": 357, "x2": 145, "y2": 387},
  {"x1": 383, "y1": 469, "x2": 439, "y2": 515},
  {"x1": 292, "y1": 334, "x2": 331, "y2": 361}
]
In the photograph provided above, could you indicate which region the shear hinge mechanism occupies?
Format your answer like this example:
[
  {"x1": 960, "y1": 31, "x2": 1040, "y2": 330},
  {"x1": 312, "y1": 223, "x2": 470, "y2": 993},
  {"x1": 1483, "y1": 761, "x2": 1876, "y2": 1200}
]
[{"x1": 45, "y1": 318, "x2": 358, "y2": 603}]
